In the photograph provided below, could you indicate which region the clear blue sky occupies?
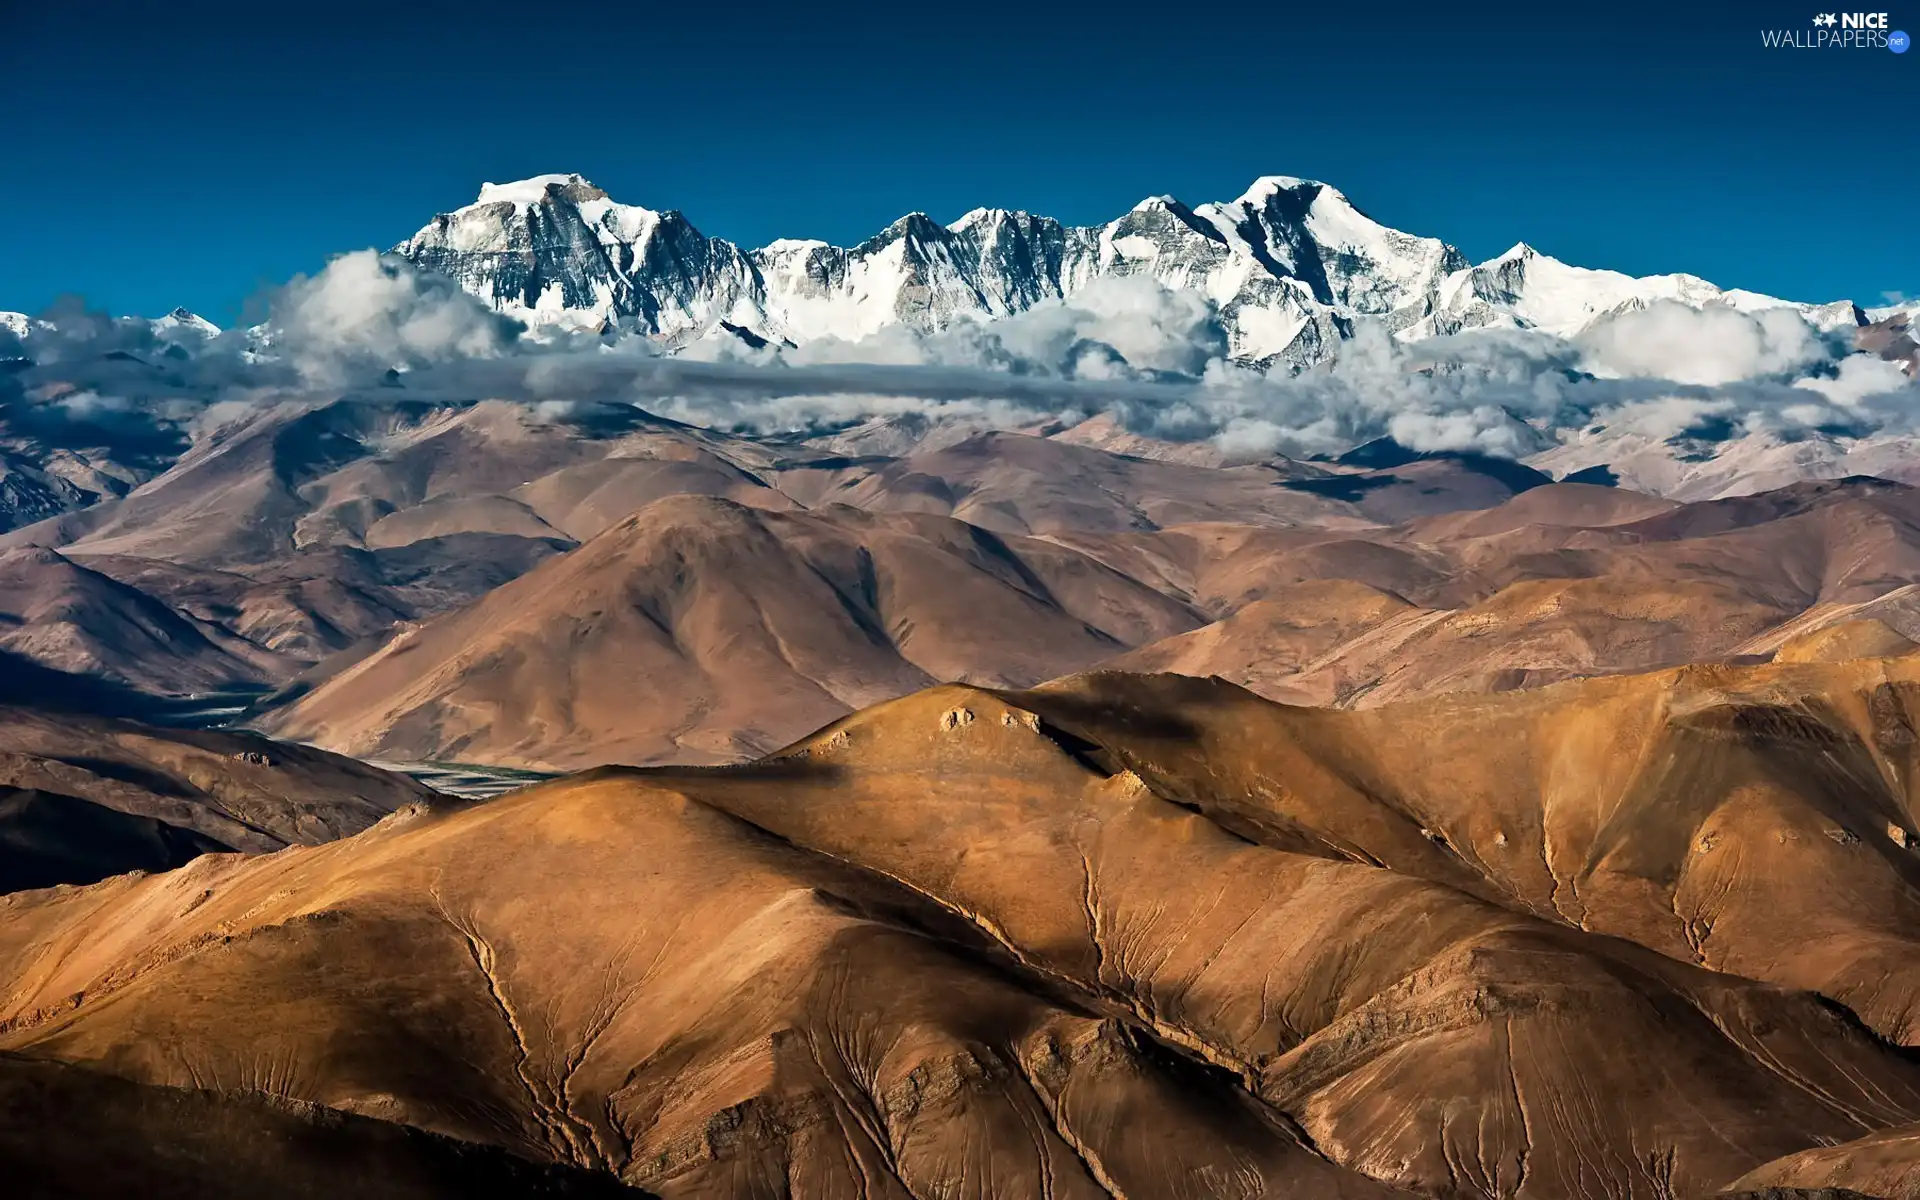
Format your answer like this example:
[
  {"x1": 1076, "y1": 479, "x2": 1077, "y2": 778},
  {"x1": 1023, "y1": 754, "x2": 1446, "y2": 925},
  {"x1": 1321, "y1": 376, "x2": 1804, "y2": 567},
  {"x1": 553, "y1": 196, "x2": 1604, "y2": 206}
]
[{"x1": 3, "y1": 0, "x2": 1914, "y2": 323}]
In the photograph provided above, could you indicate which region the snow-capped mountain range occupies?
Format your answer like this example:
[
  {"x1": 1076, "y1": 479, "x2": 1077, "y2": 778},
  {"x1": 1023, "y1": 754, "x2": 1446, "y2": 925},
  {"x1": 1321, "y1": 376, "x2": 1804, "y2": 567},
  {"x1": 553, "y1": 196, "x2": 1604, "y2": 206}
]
[
  {"x1": 395, "y1": 173, "x2": 1866, "y2": 369},
  {"x1": 0, "y1": 306, "x2": 221, "y2": 347},
  {"x1": 0, "y1": 174, "x2": 1877, "y2": 374}
]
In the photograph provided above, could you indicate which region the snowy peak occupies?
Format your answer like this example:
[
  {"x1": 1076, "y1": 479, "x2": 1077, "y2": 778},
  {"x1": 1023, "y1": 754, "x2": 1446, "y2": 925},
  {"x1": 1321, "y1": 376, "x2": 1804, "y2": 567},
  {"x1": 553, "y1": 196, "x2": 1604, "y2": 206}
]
[
  {"x1": 1235, "y1": 175, "x2": 1329, "y2": 204},
  {"x1": 1427, "y1": 243, "x2": 1863, "y2": 339},
  {"x1": 948, "y1": 207, "x2": 1028, "y2": 234},
  {"x1": 393, "y1": 173, "x2": 1863, "y2": 369},
  {"x1": 860, "y1": 212, "x2": 946, "y2": 252},
  {"x1": 1196, "y1": 174, "x2": 1468, "y2": 321},
  {"x1": 153, "y1": 307, "x2": 220, "y2": 338},
  {"x1": 470, "y1": 173, "x2": 607, "y2": 209},
  {"x1": 0, "y1": 308, "x2": 218, "y2": 347},
  {"x1": 397, "y1": 173, "x2": 721, "y2": 334}
]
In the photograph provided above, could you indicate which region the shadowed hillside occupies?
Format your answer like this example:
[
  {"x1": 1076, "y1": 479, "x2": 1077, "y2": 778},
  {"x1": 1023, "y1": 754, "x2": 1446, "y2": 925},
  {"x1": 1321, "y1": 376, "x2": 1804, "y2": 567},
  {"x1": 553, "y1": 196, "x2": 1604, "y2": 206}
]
[{"x1": 6, "y1": 661, "x2": 1920, "y2": 1196}]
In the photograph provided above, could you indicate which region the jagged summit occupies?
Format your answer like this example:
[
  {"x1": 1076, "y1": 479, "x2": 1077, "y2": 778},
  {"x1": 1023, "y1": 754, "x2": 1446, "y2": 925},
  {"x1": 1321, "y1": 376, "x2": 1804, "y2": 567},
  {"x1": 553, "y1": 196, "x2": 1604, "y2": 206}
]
[
  {"x1": 946, "y1": 205, "x2": 1027, "y2": 232},
  {"x1": 470, "y1": 173, "x2": 607, "y2": 208},
  {"x1": 393, "y1": 173, "x2": 1865, "y2": 368},
  {"x1": 1129, "y1": 193, "x2": 1185, "y2": 212},
  {"x1": 153, "y1": 307, "x2": 220, "y2": 337},
  {"x1": 1234, "y1": 174, "x2": 1331, "y2": 202}
]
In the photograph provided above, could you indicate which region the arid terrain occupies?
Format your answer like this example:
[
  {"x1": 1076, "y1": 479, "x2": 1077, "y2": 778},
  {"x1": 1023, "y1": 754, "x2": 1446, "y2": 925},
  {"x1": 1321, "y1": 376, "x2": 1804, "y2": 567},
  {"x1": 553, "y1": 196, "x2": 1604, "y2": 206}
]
[
  {"x1": 5, "y1": 660, "x2": 1920, "y2": 1196},
  {"x1": 10, "y1": 0, "x2": 1920, "y2": 1181},
  {"x1": 12, "y1": 386, "x2": 1920, "y2": 769},
  {"x1": 7, "y1": 383, "x2": 1920, "y2": 1197}
]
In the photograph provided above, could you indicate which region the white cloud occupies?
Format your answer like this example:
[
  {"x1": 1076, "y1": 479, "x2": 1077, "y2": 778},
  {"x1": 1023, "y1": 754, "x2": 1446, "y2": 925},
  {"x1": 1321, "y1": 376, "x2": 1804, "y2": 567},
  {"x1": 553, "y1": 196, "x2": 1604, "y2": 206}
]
[
  {"x1": 11, "y1": 258, "x2": 1919, "y2": 478},
  {"x1": 1794, "y1": 353, "x2": 1910, "y2": 409},
  {"x1": 1575, "y1": 302, "x2": 1825, "y2": 387},
  {"x1": 268, "y1": 250, "x2": 523, "y2": 382},
  {"x1": 786, "y1": 275, "x2": 1227, "y2": 380}
]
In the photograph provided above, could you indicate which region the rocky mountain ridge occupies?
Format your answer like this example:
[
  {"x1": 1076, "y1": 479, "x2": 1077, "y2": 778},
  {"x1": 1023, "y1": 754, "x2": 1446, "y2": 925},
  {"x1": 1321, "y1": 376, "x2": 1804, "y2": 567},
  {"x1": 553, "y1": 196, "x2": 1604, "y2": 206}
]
[{"x1": 395, "y1": 173, "x2": 1865, "y2": 368}]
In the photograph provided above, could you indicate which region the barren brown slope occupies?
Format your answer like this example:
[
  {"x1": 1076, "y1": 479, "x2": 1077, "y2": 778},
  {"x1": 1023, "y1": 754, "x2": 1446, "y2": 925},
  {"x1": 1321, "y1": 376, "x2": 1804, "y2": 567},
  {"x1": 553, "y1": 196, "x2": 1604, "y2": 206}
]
[
  {"x1": 1042, "y1": 410, "x2": 1259, "y2": 467},
  {"x1": 24, "y1": 395, "x2": 1920, "y2": 747},
  {"x1": 0, "y1": 705, "x2": 438, "y2": 859},
  {"x1": 1727, "y1": 1122, "x2": 1920, "y2": 1198},
  {"x1": 1579, "y1": 484, "x2": 1920, "y2": 611},
  {"x1": 767, "y1": 429, "x2": 1374, "y2": 535},
  {"x1": 1102, "y1": 579, "x2": 1422, "y2": 702},
  {"x1": 1355, "y1": 477, "x2": 1920, "y2": 612},
  {"x1": 1043, "y1": 520, "x2": 1475, "y2": 616},
  {"x1": 0, "y1": 545, "x2": 292, "y2": 694},
  {"x1": 260, "y1": 474, "x2": 1920, "y2": 772},
  {"x1": 72, "y1": 537, "x2": 572, "y2": 663},
  {"x1": 1278, "y1": 448, "x2": 1556, "y2": 524},
  {"x1": 0, "y1": 398, "x2": 785, "y2": 568},
  {"x1": 1013, "y1": 661, "x2": 1920, "y2": 1045},
  {"x1": 292, "y1": 400, "x2": 801, "y2": 550},
  {"x1": 1189, "y1": 573, "x2": 1792, "y2": 708},
  {"x1": 0, "y1": 399, "x2": 782, "y2": 702},
  {"x1": 0, "y1": 1053, "x2": 650, "y2": 1200},
  {"x1": 1772, "y1": 617, "x2": 1920, "y2": 665},
  {"x1": 6, "y1": 678, "x2": 1920, "y2": 1197},
  {"x1": 0, "y1": 732, "x2": 1398, "y2": 1200},
  {"x1": 1054, "y1": 479, "x2": 1920, "y2": 628},
  {"x1": 0, "y1": 398, "x2": 429, "y2": 568},
  {"x1": 73, "y1": 552, "x2": 411, "y2": 661},
  {"x1": 0, "y1": 789, "x2": 228, "y2": 894},
  {"x1": 263, "y1": 496, "x2": 1204, "y2": 768},
  {"x1": 1399, "y1": 481, "x2": 1681, "y2": 543},
  {"x1": 1092, "y1": 478, "x2": 1920, "y2": 712}
]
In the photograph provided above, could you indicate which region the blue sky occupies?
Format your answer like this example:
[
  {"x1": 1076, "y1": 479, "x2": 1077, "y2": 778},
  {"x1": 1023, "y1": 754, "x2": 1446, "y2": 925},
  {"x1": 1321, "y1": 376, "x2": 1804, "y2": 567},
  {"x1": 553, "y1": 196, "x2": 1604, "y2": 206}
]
[{"x1": 3, "y1": 0, "x2": 1914, "y2": 323}]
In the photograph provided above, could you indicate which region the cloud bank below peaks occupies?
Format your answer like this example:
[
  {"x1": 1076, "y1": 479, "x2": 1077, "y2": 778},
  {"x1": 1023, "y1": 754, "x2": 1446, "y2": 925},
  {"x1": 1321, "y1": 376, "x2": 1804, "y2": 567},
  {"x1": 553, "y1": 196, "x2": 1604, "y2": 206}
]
[{"x1": 7, "y1": 251, "x2": 1916, "y2": 465}]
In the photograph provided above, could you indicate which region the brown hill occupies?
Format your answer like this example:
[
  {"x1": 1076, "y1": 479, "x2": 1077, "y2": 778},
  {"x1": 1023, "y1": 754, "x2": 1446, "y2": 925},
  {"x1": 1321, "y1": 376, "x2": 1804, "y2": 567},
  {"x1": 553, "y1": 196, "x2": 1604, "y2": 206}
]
[
  {"x1": 1726, "y1": 1121, "x2": 1920, "y2": 1197},
  {"x1": 1401, "y1": 481, "x2": 1681, "y2": 542},
  {"x1": 0, "y1": 532, "x2": 569, "y2": 702},
  {"x1": 1015, "y1": 662, "x2": 1920, "y2": 1045},
  {"x1": 0, "y1": 403, "x2": 1360, "y2": 722},
  {"x1": 1279, "y1": 448, "x2": 1556, "y2": 524},
  {"x1": 1090, "y1": 478, "x2": 1920, "y2": 718},
  {"x1": 0, "y1": 399, "x2": 703, "y2": 567},
  {"x1": 0, "y1": 705, "x2": 438, "y2": 873},
  {"x1": 1773, "y1": 617, "x2": 1920, "y2": 665},
  {"x1": 1041, "y1": 410, "x2": 1254, "y2": 467},
  {"x1": 1116, "y1": 573, "x2": 1795, "y2": 707},
  {"x1": 0, "y1": 399, "x2": 778, "y2": 702},
  {"x1": 0, "y1": 1053, "x2": 648, "y2": 1199},
  {"x1": 1101, "y1": 579, "x2": 1421, "y2": 702},
  {"x1": 768, "y1": 429, "x2": 1370, "y2": 535},
  {"x1": 16, "y1": 396, "x2": 1920, "y2": 776},
  {"x1": 264, "y1": 496, "x2": 1205, "y2": 768},
  {"x1": 0, "y1": 545, "x2": 290, "y2": 695},
  {"x1": 247, "y1": 476, "x2": 1920, "y2": 772},
  {"x1": 7, "y1": 664, "x2": 1920, "y2": 1197},
  {"x1": 0, "y1": 788, "x2": 227, "y2": 893}
]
